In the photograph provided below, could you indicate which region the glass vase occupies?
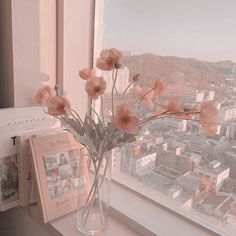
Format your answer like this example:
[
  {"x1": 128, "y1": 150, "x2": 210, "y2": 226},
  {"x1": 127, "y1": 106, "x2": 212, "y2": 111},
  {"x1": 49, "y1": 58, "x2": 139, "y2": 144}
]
[{"x1": 76, "y1": 149, "x2": 112, "y2": 235}]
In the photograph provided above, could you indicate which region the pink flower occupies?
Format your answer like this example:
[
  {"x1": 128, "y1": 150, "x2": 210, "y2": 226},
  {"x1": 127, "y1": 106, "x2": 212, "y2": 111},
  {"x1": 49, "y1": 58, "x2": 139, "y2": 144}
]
[
  {"x1": 132, "y1": 87, "x2": 154, "y2": 110},
  {"x1": 35, "y1": 85, "x2": 54, "y2": 104},
  {"x1": 96, "y1": 48, "x2": 122, "y2": 71},
  {"x1": 153, "y1": 78, "x2": 164, "y2": 95},
  {"x1": 46, "y1": 96, "x2": 71, "y2": 116},
  {"x1": 85, "y1": 76, "x2": 106, "y2": 99},
  {"x1": 112, "y1": 106, "x2": 139, "y2": 133},
  {"x1": 199, "y1": 102, "x2": 219, "y2": 136},
  {"x1": 79, "y1": 69, "x2": 95, "y2": 80}
]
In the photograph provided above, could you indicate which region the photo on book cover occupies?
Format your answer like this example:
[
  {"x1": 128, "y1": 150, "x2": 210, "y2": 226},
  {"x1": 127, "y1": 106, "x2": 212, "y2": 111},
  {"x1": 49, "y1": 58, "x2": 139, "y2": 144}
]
[
  {"x1": 0, "y1": 155, "x2": 19, "y2": 207},
  {"x1": 43, "y1": 148, "x2": 86, "y2": 200},
  {"x1": 30, "y1": 132, "x2": 91, "y2": 223}
]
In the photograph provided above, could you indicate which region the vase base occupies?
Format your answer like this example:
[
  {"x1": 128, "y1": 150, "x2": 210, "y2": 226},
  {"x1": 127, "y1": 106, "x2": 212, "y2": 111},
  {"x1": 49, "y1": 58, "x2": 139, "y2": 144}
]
[{"x1": 77, "y1": 209, "x2": 108, "y2": 235}]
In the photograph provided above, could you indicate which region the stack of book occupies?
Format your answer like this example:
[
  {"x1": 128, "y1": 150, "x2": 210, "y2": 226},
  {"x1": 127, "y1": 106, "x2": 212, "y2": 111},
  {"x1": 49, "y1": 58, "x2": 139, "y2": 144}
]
[{"x1": 0, "y1": 106, "x2": 90, "y2": 222}]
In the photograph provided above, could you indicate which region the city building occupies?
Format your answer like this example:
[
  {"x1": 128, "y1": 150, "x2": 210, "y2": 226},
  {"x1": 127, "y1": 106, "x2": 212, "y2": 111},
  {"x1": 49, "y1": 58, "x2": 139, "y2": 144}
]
[
  {"x1": 183, "y1": 90, "x2": 215, "y2": 106},
  {"x1": 187, "y1": 121, "x2": 201, "y2": 134},
  {"x1": 177, "y1": 172, "x2": 200, "y2": 194},
  {"x1": 225, "y1": 208, "x2": 236, "y2": 225},
  {"x1": 137, "y1": 132, "x2": 163, "y2": 150},
  {"x1": 194, "y1": 161, "x2": 230, "y2": 192},
  {"x1": 121, "y1": 145, "x2": 156, "y2": 177},
  {"x1": 202, "y1": 194, "x2": 235, "y2": 221},
  {"x1": 154, "y1": 164, "x2": 182, "y2": 180},
  {"x1": 101, "y1": 67, "x2": 130, "y2": 94},
  {"x1": 156, "y1": 148, "x2": 194, "y2": 173},
  {"x1": 205, "y1": 91, "x2": 215, "y2": 101},
  {"x1": 184, "y1": 90, "x2": 204, "y2": 106},
  {"x1": 185, "y1": 135, "x2": 212, "y2": 158},
  {"x1": 220, "y1": 106, "x2": 236, "y2": 122},
  {"x1": 224, "y1": 146, "x2": 236, "y2": 178},
  {"x1": 228, "y1": 122, "x2": 236, "y2": 140},
  {"x1": 167, "y1": 119, "x2": 187, "y2": 132},
  {"x1": 167, "y1": 185, "x2": 182, "y2": 199},
  {"x1": 189, "y1": 152, "x2": 202, "y2": 167},
  {"x1": 222, "y1": 178, "x2": 236, "y2": 194}
]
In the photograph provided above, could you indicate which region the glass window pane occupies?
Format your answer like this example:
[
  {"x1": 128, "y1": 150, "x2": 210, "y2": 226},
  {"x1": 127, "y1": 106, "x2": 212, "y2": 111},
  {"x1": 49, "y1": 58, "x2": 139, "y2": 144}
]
[{"x1": 95, "y1": 1, "x2": 236, "y2": 235}]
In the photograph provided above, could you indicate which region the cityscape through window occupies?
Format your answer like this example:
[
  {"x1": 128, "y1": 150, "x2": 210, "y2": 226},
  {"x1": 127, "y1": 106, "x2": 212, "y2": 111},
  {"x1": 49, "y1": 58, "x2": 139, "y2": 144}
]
[{"x1": 95, "y1": 1, "x2": 236, "y2": 235}]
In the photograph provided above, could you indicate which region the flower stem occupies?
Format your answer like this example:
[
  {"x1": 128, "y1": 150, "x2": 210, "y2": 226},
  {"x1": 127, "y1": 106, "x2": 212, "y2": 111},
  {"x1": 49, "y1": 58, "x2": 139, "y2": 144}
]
[
  {"x1": 88, "y1": 102, "x2": 100, "y2": 120},
  {"x1": 132, "y1": 88, "x2": 154, "y2": 106},
  {"x1": 122, "y1": 81, "x2": 134, "y2": 95},
  {"x1": 96, "y1": 184, "x2": 104, "y2": 224},
  {"x1": 138, "y1": 111, "x2": 200, "y2": 126},
  {"x1": 82, "y1": 159, "x2": 102, "y2": 214},
  {"x1": 111, "y1": 69, "x2": 118, "y2": 117},
  {"x1": 83, "y1": 179, "x2": 98, "y2": 226},
  {"x1": 112, "y1": 69, "x2": 119, "y2": 95},
  {"x1": 82, "y1": 167, "x2": 104, "y2": 226},
  {"x1": 100, "y1": 95, "x2": 105, "y2": 124},
  {"x1": 99, "y1": 158, "x2": 109, "y2": 189},
  {"x1": 71, "y1": 109, "x2": 84, "y2": 125}
]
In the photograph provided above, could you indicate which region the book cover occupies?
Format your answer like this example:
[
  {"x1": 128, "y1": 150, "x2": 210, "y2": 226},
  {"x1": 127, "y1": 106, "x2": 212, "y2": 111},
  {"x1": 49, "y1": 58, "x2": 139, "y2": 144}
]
[
  {"x1": 16, "y1": 136, "x2": 36, "y2": 207},
  {"x1": 0, "y1": 154, "x2": 19, "y2": 211},
  {"x1": 30, "y1": 132, "x2": 91, "y2": 223},
  {"x1": 0, "y1": 106, "x2": 59, "y2": 211}
]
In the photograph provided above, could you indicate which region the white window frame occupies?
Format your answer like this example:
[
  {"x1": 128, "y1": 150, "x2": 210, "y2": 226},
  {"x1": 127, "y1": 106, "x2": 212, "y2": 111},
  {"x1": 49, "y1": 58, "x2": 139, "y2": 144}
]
[
  {"x1": 6, "y1": 0, "x2": 226, "y2": 235},
  {"x1": 59, "y1": 0, "x2": 95, "y2": 118}
]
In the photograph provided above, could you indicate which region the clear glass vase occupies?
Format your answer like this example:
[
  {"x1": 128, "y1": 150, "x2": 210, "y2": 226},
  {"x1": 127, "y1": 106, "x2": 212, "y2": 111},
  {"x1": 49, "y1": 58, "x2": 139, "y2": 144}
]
[{"x1": 76, "y1": 149, "x2": 112, "y2": 235}]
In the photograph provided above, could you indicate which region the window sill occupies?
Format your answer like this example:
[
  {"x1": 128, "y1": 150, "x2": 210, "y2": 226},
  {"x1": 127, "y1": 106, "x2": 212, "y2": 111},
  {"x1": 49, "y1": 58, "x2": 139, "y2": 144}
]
[
  {"x1": 0, "y1": 183, "x2": 223, "y2": 236},
  {"x1": 50, "y1": 182, "x2": 222, "y2": 236},
  {"x1": 109, "y1": 181, "x2": 221, "y2": 236}
]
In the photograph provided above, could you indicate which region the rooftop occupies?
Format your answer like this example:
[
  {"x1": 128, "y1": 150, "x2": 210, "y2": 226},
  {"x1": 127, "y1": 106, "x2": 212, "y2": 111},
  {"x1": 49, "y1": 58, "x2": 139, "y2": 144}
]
[
  {"x1": 225, "y1": 151, "x2": 236, "y2": 158},
  {"x1": 196, "y1": 162, "x2": 229, "y2": 175},
  {"x1": 177, "y1": 173, "x2": 202, "y2": 191},
  {"x1": 131, "y1": 148, "x2": 156, "y2": 159},
  {"x1": 204, "y1": 194, "x2": 228, "y2": 206},
  {"x1": 219, "y1": 197, "x2": 235, "y2": 214},
  {"x1": 154, "y1": 164, "x2": 183, "y2": 180}
]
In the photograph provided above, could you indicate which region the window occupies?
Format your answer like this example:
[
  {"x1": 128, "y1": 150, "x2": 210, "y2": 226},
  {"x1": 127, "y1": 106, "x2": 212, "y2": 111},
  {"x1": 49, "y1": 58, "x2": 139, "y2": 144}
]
[{"x1": 94, "y1": 1, "x2": 236, "y2": 235}]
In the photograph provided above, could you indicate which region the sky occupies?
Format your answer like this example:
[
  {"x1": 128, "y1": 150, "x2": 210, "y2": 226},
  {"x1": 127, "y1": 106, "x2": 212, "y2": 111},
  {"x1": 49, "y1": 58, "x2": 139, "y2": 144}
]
[{"x1": 104, "y1": 0, "x2": 236, "y2": 62}]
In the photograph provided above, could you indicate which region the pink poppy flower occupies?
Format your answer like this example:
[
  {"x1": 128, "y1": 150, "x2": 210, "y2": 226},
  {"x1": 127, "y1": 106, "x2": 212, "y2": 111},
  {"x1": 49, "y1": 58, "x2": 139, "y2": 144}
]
[
  {"x1": 85, "y1": 76, "x2": 106, "y2": 99},
  {"x1": 112, "y1": 106, "x2": 139, "y2": 133},
  {"x1": 153, "y1": 78, "x2": 164, "y2": 95},
  {"x1": 35, "y1": 85, "x2": 54, "y2": 104},
  {"x1": 96, "y1": 48, "x2": 122, "y2": 71},
  {"x1": 199, "y1": 102, "x2": 219, "y2": 136},
  {"x1": 132, "y1": 87, "x2": 154, "y2": 110},
  {"x1": 46, "y1": 96, "x2": 71, "y2": 116},
  {"x1": 79, "y1": 68, "x2": 95, "y2": 80}
]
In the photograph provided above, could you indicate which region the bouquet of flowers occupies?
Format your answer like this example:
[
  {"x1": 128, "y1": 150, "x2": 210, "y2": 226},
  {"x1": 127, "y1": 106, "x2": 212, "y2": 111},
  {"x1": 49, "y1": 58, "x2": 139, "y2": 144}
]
[{"x1": 35, "y1": 48, "x2": 219, "y2": 233}]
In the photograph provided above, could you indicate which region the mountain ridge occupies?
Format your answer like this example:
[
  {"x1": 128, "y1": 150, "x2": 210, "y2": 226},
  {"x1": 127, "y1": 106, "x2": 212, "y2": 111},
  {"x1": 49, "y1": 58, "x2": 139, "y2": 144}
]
[{"x1": 123, "y1": 53, "x2": 235, "y2": 89}]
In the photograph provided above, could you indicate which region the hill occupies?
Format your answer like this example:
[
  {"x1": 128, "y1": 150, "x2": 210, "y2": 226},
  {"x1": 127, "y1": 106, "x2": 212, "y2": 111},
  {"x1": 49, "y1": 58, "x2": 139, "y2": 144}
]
[{"x1": 123, "y1": 53, "x2": 234, "y2": 89}]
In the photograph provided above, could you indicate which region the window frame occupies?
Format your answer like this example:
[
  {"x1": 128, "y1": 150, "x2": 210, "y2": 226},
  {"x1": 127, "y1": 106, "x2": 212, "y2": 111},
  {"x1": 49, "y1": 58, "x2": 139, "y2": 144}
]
[{"x1": 59, "y1": 0, "x2": 95, "y2": 118}]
